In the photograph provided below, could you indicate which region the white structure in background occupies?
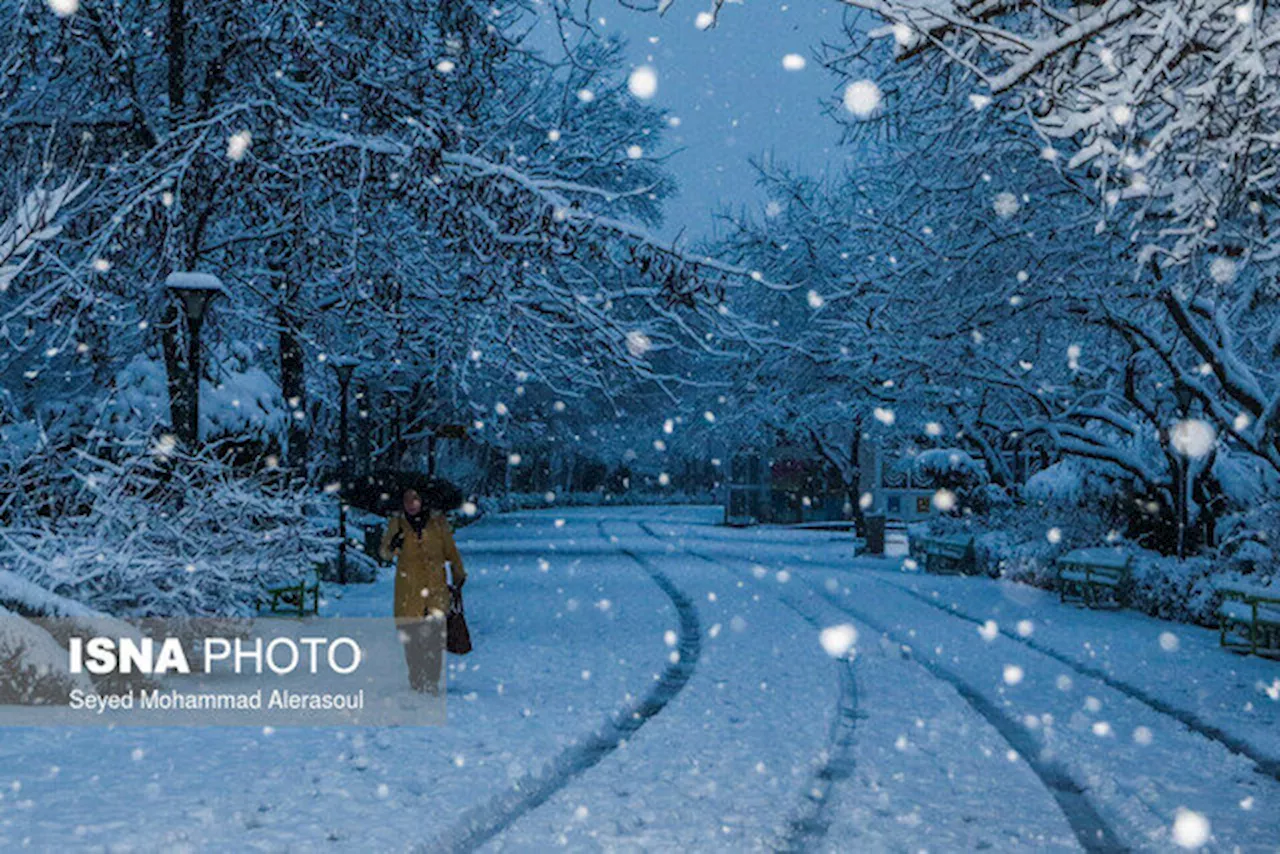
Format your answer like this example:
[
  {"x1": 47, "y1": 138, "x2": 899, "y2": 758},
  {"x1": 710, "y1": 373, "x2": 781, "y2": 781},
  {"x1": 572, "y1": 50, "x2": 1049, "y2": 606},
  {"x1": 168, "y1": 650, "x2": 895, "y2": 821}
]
[{"x1": 857, "y1": 438, "x2": 937, "y2": 523}]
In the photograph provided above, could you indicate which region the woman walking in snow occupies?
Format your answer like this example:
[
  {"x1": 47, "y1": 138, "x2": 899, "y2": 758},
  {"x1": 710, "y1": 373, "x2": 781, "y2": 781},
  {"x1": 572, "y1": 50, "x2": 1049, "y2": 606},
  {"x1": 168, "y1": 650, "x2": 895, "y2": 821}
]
[{"x1": 380, "y1": 486, "x2": 466, "y2": 693}]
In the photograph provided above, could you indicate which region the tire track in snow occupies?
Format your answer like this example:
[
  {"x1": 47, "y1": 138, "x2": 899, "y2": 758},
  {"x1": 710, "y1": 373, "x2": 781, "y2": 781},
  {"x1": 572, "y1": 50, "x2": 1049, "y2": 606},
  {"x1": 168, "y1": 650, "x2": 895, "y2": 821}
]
[
  {"x1": 638, "y1": 522, "x2": 1125, "y2": 854},
  {"x1": 859, "y1": 571, "x2": 1280, "y2": 785},
  {"x1": 633, "y1": 522, "x2": 859, "y2": 853},
  {"x1": 803, "y1": 579, "x2": 1128, "y2": 853},
  {"x1": 430, "y1": 519, "x2": 701, "y2": 853},
  {"x1": 671, "y1": 519, "x2": 1280, "y2": 784}
]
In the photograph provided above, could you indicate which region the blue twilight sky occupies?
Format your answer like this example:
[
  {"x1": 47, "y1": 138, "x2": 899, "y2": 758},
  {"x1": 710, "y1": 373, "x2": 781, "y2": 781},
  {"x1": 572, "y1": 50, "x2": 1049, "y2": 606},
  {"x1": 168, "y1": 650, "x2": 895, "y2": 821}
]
[{"x1": 579, "y1": 2, "x2": 854, "y2": 241}]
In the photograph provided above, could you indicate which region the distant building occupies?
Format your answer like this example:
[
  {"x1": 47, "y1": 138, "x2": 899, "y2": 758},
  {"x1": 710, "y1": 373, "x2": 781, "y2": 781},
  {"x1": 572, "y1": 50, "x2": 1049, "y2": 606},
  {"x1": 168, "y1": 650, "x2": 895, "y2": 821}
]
[
  {"x1": 856, "y1": 439, "x2": 937, "y2": 523},
  {"x1": 724, "y1": 441, "x2": 851, "y2": 526}
]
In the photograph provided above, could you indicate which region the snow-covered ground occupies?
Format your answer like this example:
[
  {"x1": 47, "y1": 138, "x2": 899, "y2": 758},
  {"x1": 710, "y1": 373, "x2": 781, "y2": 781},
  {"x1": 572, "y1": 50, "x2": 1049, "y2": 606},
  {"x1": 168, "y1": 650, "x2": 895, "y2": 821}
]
[{"x1": 1, "y1": 506, "x2": 1277, "y2": 852}]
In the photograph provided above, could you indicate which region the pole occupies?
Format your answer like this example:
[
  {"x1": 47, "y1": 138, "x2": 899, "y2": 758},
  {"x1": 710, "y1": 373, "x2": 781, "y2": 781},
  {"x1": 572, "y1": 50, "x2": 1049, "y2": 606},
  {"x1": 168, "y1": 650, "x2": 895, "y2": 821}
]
[
  {"x1": 394, "y1": 399, "x2": 403, "y2": 468},
  {"x1": 1177, "y1": 454, "x2": 1188, "y2": 560},
  {"x1": 187, "y1": 314, "x2": 203, "y2": 447},
  {"x1": 337, "y1": 371, "x2": 351, "y2": 585}
]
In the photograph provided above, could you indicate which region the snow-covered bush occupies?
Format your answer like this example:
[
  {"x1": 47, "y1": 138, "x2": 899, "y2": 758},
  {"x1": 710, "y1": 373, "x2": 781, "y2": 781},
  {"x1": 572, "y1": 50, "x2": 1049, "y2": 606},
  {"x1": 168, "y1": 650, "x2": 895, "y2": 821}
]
[
  {"x1": 0, "y1": 444, "x2": 332, "y2": 617},
  {"x1": 103, "y1": 353, "x2": 288, "y2": 455},
  {"x1": 0, "y1": 607, "x2": 93, "y2": 705},
  {"x1": 1024, "y1": 461, "x2": 1085, "y2": 505}
]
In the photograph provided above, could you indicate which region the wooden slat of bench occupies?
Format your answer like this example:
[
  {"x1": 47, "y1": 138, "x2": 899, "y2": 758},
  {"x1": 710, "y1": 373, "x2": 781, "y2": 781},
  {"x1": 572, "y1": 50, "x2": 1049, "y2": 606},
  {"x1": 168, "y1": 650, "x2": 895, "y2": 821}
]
[{"x1": 1219, "y1": 600, "x2": 1256, "y2": 623}]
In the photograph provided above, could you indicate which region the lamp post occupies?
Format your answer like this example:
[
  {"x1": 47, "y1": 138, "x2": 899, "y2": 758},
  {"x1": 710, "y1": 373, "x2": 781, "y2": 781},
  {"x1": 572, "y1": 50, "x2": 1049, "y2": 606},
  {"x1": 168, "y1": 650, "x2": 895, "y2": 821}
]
[
  {"x1": 386, "y1": 384, "x2": 410, "y2": 469},
  {"x1": 165, "y1": 272, "x2": 224, "y2": 448},
  {"x1": 1172, "y1": 379, "x2": 1194, "y2": 559},
  {"x1": 330, "y1": 357, "x2": 358, "y2": 584}
]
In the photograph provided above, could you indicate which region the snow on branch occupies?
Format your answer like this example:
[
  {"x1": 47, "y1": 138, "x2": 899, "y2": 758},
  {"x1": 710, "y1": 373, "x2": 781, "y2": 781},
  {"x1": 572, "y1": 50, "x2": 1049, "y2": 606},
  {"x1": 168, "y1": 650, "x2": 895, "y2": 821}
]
[{"x1": 0, "y1": 180, "x2": 88, "y2": 294}]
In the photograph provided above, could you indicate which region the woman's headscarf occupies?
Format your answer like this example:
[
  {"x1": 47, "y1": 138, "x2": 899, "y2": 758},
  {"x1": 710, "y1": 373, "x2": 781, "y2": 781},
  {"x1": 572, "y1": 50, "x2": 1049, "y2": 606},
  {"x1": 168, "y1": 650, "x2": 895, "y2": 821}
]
[{"x1": 403, "y1": 489, "x2": 429, "y2": 536}]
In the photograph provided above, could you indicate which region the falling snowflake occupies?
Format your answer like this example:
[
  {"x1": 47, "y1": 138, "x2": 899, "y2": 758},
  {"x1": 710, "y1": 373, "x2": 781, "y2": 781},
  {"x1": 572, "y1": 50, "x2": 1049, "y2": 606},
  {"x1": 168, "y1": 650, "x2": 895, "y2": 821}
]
[
  {"x1": 842, "y1": 80, "x2": 882, "y2": 118},
  {"x1": 806, "y1": 290, "x2": 824, "y2": 309},
  {"x1": 577, "y1": 88, "x2": 595, "y2": 103},
  {"x1": 46, "y1": 0, "x2": 77, "y2": 17},
  {"x1": 969, "y1": 94, "x2": 991, "y2": 111},
  {"x1": 873, "y1": 407, "x2": 895, "y2": 426},
  {"x1": 628, "y1": 66, "x2": 658, "y2": 100},
  {"x1": 1111, "y1": 104, "x2": 1134, "y2": 126},
  {"x1": 1002, "y1": 664, "x2": 1024, "y2": 685},
  {"x1": 694, "y1": 11, "x2": 714, "y2": 29},
  {"x1": 932, "y1": 489, "x2": 956, "y2": 511},
  {"x1": 625, "y1": 330, "x2": 652, "y2": 357},
  {"x1": 1159, "y1": 631, "x2": 1180, "y2": 652},
  {"x1": 227, "y1": 130, "x2": 252, "y2": 162},
  {"x1": 978, "y1": 620, "x2": 999, "y2": 642},
  {"x1": 819, "y1": 624, "x2": 858, "y2": 658},
  {"x1": 1209, "y1": 257, "x2": 1237, "y2": 285},
  {"x1": 993, "y1": 192, "x2": 1020, "y2": 218},
  {"x1": 152, "y1": 434, "x2": 177, "y2": 458},
  {"x1": 1170, "y1": 419, "x2": 1216, "y2": 457},
  {"x1": 1067, "y1": 344, "x2": 1082, "y2": 371},
  {"x1": 1046, "y1": 527, "x2": 1062, "y2": 544},
  {"x1": 1171, "y1": 809, "x2": 1210, "y2": 849},
  {"x1": 781, "y1": 54, "x2": 806, "y2": 71}
]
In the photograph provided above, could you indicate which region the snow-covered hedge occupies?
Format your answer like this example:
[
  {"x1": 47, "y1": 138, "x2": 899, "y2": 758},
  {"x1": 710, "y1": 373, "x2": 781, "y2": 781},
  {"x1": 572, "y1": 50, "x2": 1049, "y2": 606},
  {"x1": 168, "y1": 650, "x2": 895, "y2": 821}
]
[
  {"x1": 921, "y1": 490, "x2": 1278, "y2": 627},
  {"x1": 0, "y1": 446, "x2": 332, "y2": 617}
]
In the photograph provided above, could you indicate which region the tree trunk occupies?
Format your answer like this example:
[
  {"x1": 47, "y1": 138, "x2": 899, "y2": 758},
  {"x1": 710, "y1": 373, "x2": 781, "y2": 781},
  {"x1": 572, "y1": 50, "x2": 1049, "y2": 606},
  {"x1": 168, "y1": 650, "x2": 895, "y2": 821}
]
[{"x1": 278, "y1": 300, "x2": 308, "y2": 472}]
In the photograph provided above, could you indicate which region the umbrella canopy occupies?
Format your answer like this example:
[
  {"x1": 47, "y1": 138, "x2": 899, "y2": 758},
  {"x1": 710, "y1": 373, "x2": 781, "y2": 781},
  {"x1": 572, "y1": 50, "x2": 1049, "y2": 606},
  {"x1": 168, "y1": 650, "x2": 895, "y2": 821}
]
[{"x1": 400, "y1": 476, "x2": 463, "y2": 513}]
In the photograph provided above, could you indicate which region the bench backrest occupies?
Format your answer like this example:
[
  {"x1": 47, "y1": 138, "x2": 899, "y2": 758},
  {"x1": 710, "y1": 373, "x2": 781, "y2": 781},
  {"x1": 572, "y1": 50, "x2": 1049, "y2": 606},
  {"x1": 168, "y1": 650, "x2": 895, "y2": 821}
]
[
  {"x1": 923, "y1": 536, "x2": 974, "y2": 558},
  {"x1": 1060, "y1": 548, "x2": 1129, "y2": 571},
  {"x1": 1218, "y1": 584, "x2": 1280, "y2": 606}
]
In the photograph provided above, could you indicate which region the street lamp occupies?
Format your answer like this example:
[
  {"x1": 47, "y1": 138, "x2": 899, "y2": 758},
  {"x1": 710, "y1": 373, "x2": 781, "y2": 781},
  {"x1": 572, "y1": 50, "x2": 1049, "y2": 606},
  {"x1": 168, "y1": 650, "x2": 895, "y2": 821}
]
[
  {"x1": 330, "y1": 356, "x2": 358, "y2": 584},
  {"x1": 386, "y1": 384, "x2": 410, "y2": 468},
  {"x1": 165, "y1": 272, "x2": 225, "y2": 448}
]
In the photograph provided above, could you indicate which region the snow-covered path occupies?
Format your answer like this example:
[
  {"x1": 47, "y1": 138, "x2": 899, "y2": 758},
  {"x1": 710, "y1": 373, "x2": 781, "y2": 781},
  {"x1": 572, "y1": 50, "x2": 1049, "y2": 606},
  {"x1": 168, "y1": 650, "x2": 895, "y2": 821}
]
[{"x1": 2, "y1": 506, "x2": 1277, "y2": 852}]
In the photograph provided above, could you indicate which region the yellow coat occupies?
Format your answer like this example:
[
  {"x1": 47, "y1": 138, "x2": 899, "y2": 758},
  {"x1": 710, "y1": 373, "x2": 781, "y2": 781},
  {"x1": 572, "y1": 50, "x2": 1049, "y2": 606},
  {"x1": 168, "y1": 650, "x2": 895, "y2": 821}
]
[{"x1": 379, "y1": 514, "x2": 466, "y2": 619}]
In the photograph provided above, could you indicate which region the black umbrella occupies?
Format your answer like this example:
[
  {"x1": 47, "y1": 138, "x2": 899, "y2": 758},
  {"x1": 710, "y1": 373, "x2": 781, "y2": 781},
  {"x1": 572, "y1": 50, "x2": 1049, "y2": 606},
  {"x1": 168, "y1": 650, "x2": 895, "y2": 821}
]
[{"x1": 403, "y1": 476, "x2": 463, "y2": 513}]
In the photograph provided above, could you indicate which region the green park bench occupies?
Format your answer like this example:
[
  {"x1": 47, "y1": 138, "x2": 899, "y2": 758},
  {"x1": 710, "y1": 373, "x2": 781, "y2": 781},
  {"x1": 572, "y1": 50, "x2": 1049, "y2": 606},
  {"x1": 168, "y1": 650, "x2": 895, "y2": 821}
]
[
  {"x1": 920, "y1": 534, "x2": 977, "y2": 575},
  {"x1": 1057, "y1": 548, "x2": 1131, "y2": 609},
  {"x1": 258, "y1": 578, "x2": 320, "y2": 617},
  {"x1": 1218, "y1": 583, "x2": 1280, "y2": 658}
]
